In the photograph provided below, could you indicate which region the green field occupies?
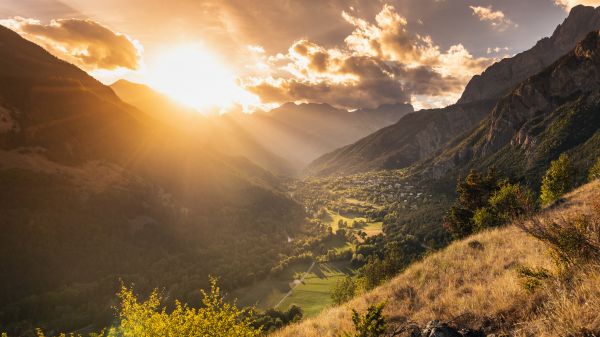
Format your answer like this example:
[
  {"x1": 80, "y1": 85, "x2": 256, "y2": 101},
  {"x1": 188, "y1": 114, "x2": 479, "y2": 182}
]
[
  {"x1": 323, "y1": 209, "x2": 383, "y2": 237},
  {"x1": 230, "y1": 261, "x2": 355, "y2": 317}
]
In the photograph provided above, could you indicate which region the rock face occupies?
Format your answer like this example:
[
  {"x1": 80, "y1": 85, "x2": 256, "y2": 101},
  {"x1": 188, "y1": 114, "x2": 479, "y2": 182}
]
[
  {"x1": 458, "y1": 5, "x2": 600, "y2": 104},
  {"x1": 426, "y1": 30, "x2": 600, "y2": 180}
]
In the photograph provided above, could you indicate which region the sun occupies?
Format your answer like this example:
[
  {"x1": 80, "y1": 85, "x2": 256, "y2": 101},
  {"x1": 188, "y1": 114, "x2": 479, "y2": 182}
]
[{"x1": 147, "y1": 43, "x2": 257, "y2": 112}]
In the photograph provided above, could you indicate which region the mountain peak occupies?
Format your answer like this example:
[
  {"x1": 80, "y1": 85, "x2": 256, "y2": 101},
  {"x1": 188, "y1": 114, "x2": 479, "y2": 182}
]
[{"x1": 458, "y1": 5, "x2": 600, "y2": 104}]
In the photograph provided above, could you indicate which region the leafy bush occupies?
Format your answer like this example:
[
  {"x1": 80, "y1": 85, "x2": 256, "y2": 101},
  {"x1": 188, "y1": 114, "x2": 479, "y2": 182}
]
[
  {"x1": 445, "y1": 169, "x2": 533, "y2": 237},
  {"x1": 589, "y1": 157, "x2": 600, "y2": 182},
  {"x1": 443, "y1": 168, "x2": 501, "y2": 238},
  {"x1": 519, "y1": 196, "x2": 600, "y2": 272},
  {"x1": 516, "y1": 265, "x2": 551, "y2": 292},
  {"x1": 31, "y1": 278, "x2": 261, "y2": 337},
  {"x1": 342, "y1": 302, "x2": 387, "y2": 337},
  {"x1": 540, "y1": 153, "x2": 574, "y2": 206},
  {"x1": 331, "y1": 276, "x2": 357, "y2": 305}
]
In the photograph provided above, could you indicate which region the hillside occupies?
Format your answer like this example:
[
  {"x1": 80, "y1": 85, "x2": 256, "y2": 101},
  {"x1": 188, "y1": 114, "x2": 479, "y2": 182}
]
[
  {"x1": 272, "y1": 181, "x2": 600, "y2": 337},
  {"x1": 306, "y1": 100, "x2": 495, "y2": 176},
  {"x1": 0, "y1": 25, "x2": 309, "y2": 335},
  {"x1": 422, "y1": 30, "x2": 600, "y2": 184},
  {"x1": 306, "y1": 5, "x2": 600, "y2": 177}
]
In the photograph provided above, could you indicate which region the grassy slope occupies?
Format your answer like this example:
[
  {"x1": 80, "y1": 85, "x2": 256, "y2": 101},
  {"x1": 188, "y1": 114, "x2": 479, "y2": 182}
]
[{"x1": 273, "y1": 181, "x2": 600, "y2": 337}]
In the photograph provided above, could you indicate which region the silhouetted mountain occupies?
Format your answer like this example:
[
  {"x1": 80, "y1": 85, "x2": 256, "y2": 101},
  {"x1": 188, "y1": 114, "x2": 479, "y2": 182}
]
[
  {"x1": 222, "y1": 102, "x2": 413, "y2": 167},
  {"x1": 307, "y1": 5, "x2": 600, "y2": 177},
  {"x1": 112, "y1": 80, "x2": 413, "y2": 170},
  {"x1": 0, "y1": 25, "x2": 306, "y2": 334},
  {"x1": 111, "y1": 79, "x2": 295, "y2": 175}
]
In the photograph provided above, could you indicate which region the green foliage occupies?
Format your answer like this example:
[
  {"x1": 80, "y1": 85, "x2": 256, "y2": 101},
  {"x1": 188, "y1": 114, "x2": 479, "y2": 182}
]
[
  {"x1": 472, "y1": 207, "x2": 501, "y2": 231},
  {"x1": 516, "y1": 265, "x2": 551, "y2": 292},
  {"x1": 519, "y1": 198, "x2": 600, "y2": 273},
  {"x1": 445, "y1": 170, "x2": 534, "y2": 238},
  {"x1": 540, "y1": 153, "x2": 574, "y2": 206},
  {"x1": 114, "y1": 278, "x2": 260, "y2": 337},
  {"x1": 589, "y1": 157, "x2": 600, "y2": 182},
  {"x1": 331, "y1": 276, "x2": 357, "y2": 305},
  {"x1": 253, "y1": 306, "x2": 303, "y2": 333},
  {"x1": 342, "y1": 302, "x2": 387, "y2": 337},
  {"x1": 443, "y1": 168, "x2": 501, "y2": 238},
  {"x1": 22, "y1": 278, "x2": 261, "y2": 337}
]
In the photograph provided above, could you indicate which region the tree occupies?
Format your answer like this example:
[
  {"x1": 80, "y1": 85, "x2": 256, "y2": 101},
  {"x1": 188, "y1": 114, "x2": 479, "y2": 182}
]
[
  {"x1": 444, "y1": 168, "x2": 501, "y2": 238},
  {"x1": 589, "y1": 157, "x2": 600, "y2": 182},
  {"x1": 540, "y1": 153, "x2": 574, "y2": 206},
  {"x1": 331, "y1": 276, "x2": 357, "y2": 305},
  {"x1": 342, "y1": 302, "x2": 387, "y2": 337}
]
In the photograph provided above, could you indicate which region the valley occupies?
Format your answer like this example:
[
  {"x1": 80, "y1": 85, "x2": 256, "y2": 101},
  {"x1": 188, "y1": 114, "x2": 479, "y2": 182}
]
[{"x1": 1, "y1": 2, "x2": 600, "y2": 337}]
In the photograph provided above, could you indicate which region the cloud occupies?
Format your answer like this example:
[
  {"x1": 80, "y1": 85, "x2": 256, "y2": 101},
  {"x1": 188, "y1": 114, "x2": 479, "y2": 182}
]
[
  {"x1": 469, "y1": 6, "x2": 517, "y2": 31},
  {"x1": 243, "y1": 4, "x2": 493, "y2": 110},
  {"x1": 554, "y1": 0, "x2": 600, "y2": 10},
  {"x1": 0, "y1": 17, "x2": 142, "y2": 70}
]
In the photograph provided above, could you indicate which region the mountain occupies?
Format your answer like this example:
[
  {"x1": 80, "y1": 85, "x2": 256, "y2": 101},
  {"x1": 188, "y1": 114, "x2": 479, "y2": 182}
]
[
  {"x1": 110, "y1": 79, "x2": 296, "y2": 175},
  {"x1": 307, "y1": 5, "x2": 600, "y2": 177},
  {"x1": 0, "y1": 25, "x2": 307, "y2": 334},
  {"x1": 110, "y1": 79, "x2": 201, "y2": 128},
  {"x1": 459, "y1": 5, "x2": 600, "y2": 104},
  {"x1": 111, "y1": 81, "x2": 413, "y2": 170},
  {"x1": 223, "y1": 102, "x2": 414, "y2": 167},
  {"x1": 306, "y1": 100, "x2": 495, "y2": 176},
  {"x1": 423, "y1": 30, "x2": 600, "y2": 183}
]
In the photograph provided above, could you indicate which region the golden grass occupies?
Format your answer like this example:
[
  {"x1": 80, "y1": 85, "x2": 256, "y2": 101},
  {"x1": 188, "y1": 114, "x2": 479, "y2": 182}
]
[{"x1": 273, "y1": 181, "x2": 600, "y2": 337}]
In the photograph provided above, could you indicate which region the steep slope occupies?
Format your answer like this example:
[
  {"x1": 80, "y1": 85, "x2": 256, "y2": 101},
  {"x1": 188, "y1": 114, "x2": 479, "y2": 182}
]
[
  {"x1": 0, "y1": 25, "x2": 306, "y2": 335},
  {"x1": 307, "y1": 5, "x2": 600, "y2": 177},
  {"x1": 306, "y1": 100, "x2": 495, "y2": 176},
  {"x1": 273, "y1": 181, "x2": 600, "y2": 337},
  {"x1": 425, "y1": 30, "x2": 600, "y2": 183},
  {"x1": 459, "y1": 5, "x2": 600, "y2": 104}
]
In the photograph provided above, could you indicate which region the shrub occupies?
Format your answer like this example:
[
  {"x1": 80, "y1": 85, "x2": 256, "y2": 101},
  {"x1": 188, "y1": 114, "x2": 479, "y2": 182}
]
[
  {"x1": 489, "y1": 182, "x2": 535, "y2": 220},
  {"x1": 518, "y1": 197, "x2": 600, "y2": 272},
  {"x1": 540, "y1": 153, "x2": 574, "y2": 206},
  {"x1": 472, "y1": 207, "x2": 501, "y2": 231},
  {"x1": 342, "y1": 302, "x2": 387, "y2": 337},
  {"x1": 31, "y1": 278, "x2": 260, "y2": 337},
  {"x1": 516, "y1": 265, "x2": 551, "y2": 292},
  {"x1": 589, "y1": 157, "x2": 600, "y2": 182},
  {"x1": 331, "y1": 276, "x2": 357, "y2": 305},
  {"x1": 443, "y1": 168, "x2": 501, "y2": 238}
]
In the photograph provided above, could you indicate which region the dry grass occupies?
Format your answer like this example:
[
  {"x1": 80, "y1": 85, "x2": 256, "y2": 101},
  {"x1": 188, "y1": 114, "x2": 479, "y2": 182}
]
[{"x1": 272, "y1": 181, "x2": 600, "y2": 337}]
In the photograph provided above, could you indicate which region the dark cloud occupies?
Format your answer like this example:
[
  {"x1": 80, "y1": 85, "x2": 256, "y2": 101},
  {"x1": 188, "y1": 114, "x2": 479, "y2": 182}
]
[{"x1": 1, "y1": 17, "x2": 141, "y2": 70}]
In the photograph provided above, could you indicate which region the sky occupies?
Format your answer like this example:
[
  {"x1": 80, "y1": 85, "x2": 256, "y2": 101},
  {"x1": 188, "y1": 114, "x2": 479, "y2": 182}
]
[{"x1": 1, "y1": 0, "x2": 598, "y2": 112}]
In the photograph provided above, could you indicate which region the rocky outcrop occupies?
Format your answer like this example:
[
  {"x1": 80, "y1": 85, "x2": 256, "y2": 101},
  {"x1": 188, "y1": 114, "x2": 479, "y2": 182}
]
[
  {"x1": 459, "y1": 5, "x2": 600, "y2": 104},
  {"x1": 426, "y1": 30, "x2": 600, "y2": 179}
]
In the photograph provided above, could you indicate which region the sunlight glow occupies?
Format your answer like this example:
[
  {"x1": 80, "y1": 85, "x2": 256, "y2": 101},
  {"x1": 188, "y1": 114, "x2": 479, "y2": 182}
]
[{"x1": 147, "y1": 43, "x2": 258, "y2": 113}]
